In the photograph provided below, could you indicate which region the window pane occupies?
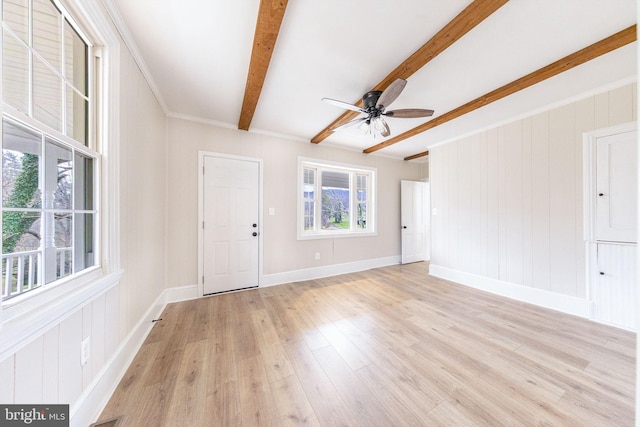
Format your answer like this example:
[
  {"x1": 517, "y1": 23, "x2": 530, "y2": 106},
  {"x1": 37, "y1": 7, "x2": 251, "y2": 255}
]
[
  {"x1": 357, "y1": 202, "x2": 367, "y2": 229},
  {"x1": 74, "y1": 153, "x2": 93, "y2": 210},
  {"x1": 3, "y1": 0, "x2": 29, "y2": 42},
  {"x1": 321, "y1": 171, "x2": 349, "y2": 230},
  {"x1": 356, "y1": 174, "x2": 367, "y2": 229},
  {"x1": 51, "y1": 212, "x2": 72, "y2": 281},
  {"x1": 66, "y1": 85, "x2": 87, "y2": 144},
  {"x1": 33, "y1": 0, "x2": 61, "y2": 72},
  {"x1": 2, "y1": 211, "x2": 41, "y2": 254},
  {"x1": 74, "y1": 212, "x2": 94, "y2": 271},
  {"x1": 64, "y1": 19, "x2": 87, "y2": 95},
  {"x1": 304, "y1": 201, "x2": 314, "y2": 230},
  {"x1": 33, "y1": 56, "x2": 62, "y2": 131},
  {"x1": 2, "y1": 121, "x2": 42, "y2": 209},
  {"x1": 45, "y1": 139, "x2": 72, "y2": 209},
  {"x1": 2, "y1": 30, "x2": 29, "y2": 113}
]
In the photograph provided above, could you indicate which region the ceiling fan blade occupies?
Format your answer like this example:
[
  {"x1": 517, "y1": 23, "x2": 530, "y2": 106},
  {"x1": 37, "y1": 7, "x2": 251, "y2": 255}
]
[
  {"x1": 384, "y1": 108, "x2": 434, "y2": 118},
  {"x1": 331, "y1": 117, "x2": 367, "y2": 132},
  {"x1": 375, "y1": 78, "x2": 407, "y2": 110},
  {"x1": 322, "y1": 97, "x2": 365, "y2": 113}
]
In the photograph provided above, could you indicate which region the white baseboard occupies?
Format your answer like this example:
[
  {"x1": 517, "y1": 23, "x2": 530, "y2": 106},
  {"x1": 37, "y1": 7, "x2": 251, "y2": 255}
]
[
  {"x1": 429, "y1": 264, "x2": 590, "y2": 318},
  {"x1": 164, "y1": 284, "x2": 199, "y2": 303},
  {"x1": 73, "y1": 289, "x2": 167, "y2": 427},
  {"x1": 261, "y1": 256, "x2": 401, "y2": 287}
]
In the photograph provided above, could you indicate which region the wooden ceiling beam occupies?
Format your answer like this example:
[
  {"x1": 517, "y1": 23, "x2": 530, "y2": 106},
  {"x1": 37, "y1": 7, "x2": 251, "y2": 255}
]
[
  {"x1": 238, "y1": 0, "x2": 288, "y2": 131},
  {"x1": 310, "y1": 0, "x2": 510, "y2": 144},
  {"x1": 404, "y1": 150, "x2": 429, "y2": 161},
  {"x1": 375, "y1": 25, "x2": 637, "y2": 156}
]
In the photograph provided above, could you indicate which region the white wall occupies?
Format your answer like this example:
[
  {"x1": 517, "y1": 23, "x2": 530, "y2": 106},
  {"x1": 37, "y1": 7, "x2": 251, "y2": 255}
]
[
  {"x1": 167, "y1": 118, "x2": 423, "y2": 288},
  {"x1": 0, "y1": 2, "x2": 168, "y2": 424},
  {"x1": 430, "y1": 82, "x2": 636, "y2": 312}
]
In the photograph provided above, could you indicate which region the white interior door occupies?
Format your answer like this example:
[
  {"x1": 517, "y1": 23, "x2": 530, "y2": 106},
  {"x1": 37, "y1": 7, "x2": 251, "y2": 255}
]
[
  {"x1": 203, "y1": 155, "x2": 260, "y2": 295},
  {"x1": 401, "y1": 180, "x2": 429, "y2": 264},
  {"x1": 595, "y1": 130, "x2": 637, "y2": 242}
]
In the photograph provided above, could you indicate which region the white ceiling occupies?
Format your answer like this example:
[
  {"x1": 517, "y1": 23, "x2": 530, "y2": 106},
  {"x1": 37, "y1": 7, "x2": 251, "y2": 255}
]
[{"x1": 104, "y1": 0, "x2": 637, "y2": 161}]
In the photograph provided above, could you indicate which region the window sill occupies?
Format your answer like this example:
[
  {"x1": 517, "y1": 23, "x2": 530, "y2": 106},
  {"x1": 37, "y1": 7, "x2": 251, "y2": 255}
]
[
  {"x1": 297, "y1": 230, "x2": 377, "y2": 240},
  {"x1": 0, "y1": 267, "x2": 123, "y2": 360}
]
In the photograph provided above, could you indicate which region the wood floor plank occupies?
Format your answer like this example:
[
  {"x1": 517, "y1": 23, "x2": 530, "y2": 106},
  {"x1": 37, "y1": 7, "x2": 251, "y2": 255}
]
[
  {"x1": 270, "y1": 374, "x2": 321, "y2": 426},
  {"x1": 97, "y1": 262, "x2": 636, "y2": 426},
  {"x1": 312, "y1": 345, "x2": 396, "y2": 427},
  {"x1": 250, "y1": 308, "x2": 295, "y2": 383},
  {"x1": 236, "y1": 355, "x2": 279, "y2": 426}
]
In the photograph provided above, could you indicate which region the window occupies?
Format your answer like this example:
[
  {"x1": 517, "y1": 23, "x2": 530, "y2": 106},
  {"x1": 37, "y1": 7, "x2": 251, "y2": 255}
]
[
  {"x1": 1, "y1": 0, "x2": 97, "y2": 302},
  {"x1": 298, "y1": 158, "x2": 376, "y2": 239}
]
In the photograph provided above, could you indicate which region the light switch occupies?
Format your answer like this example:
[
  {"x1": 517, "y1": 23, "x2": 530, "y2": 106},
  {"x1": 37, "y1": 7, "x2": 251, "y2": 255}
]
[{"x1": 269, "y1": 208, "x2": 276, "y2": 216}]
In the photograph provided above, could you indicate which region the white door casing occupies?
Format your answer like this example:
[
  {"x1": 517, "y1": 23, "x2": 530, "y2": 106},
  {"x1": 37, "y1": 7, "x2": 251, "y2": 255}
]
[
  {"x1": 401, "y1": 180, "x2": 429, "y2": 264},
  {"x1": 201, "y1": 154, "x2": 260, "y2": 295}
]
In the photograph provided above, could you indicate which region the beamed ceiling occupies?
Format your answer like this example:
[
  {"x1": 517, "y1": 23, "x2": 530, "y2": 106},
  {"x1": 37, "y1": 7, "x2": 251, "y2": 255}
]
[{"x1": 105, "y1": 0, "x2": 637, "y2": 161}]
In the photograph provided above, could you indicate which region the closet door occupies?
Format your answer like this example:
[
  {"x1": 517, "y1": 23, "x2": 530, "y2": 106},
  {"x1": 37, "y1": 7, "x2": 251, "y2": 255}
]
[
  {"x1": 591, "y1": 243, "x2": 637, "y2": 329},
  {"x1": 595, "y1": 130, "x2": 637, "y2": 243}
]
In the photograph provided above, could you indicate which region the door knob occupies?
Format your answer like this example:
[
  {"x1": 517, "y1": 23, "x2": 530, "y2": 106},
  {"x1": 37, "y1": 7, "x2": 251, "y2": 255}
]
[
  {"x1": 402, "y1": 226, "x2": 407, "y2": 229},
  {"x1": 598, "y1": 193, "x2": 604, "y2": 197},
  {"x1": 253, "y1": 223, "x2": 257, "y2": 227},
  {"x1": 252, "y1": 232, "x2": 258, "y2": 237},
  {"x1": 599, "y1": 272, "x2": 605, "y2": 275}
]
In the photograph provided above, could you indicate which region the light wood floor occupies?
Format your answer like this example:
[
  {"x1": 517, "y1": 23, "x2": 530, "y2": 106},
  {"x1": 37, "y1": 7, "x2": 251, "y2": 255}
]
[{"x1": 98, "y1": 262, "x2": 636, "y2": 426}]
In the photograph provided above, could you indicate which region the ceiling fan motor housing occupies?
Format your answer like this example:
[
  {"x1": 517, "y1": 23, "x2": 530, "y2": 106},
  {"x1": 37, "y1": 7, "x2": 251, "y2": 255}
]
[{"x1": 362, "y1": 91, "x2": 382, "y2": 109}]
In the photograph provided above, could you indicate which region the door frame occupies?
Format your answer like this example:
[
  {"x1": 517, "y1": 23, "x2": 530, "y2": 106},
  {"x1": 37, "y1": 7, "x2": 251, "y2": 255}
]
[{"x1": 198, "y1": 151, "x2": 263, "y2": 297}]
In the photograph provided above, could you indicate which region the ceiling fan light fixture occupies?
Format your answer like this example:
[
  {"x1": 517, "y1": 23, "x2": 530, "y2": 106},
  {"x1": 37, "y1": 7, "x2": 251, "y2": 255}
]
[{"x1": 358, "y1": 119, "x2": 370, "y2": 134}]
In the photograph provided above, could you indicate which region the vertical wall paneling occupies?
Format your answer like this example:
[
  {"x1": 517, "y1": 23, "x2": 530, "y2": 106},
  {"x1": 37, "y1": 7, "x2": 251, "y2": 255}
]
[
  {"x1": 486, "y1": 128, "x2": 500, "y2": 279},
  {"x1": 574, "y1": 97, "x2": 595, "y2": 298},
  {"x1": 470, "y1": 134, "x2": 483, "y2": 275},
  {"x1": 479, "y1": 132, "x2": 489, "y2": 277},
  {"x1": 15, "y1": 337, "x2": 44, "y2": 403},
  {"x1": 594, "y1": 92, "x2": 610, "y2": 129},
  {"x1": 42, "y1": 326, "x2": 60, "y2": 402},
  {"x1": 58, "y1": 311, "x2": 83, "y2": 405},
  {"x1": 91, "y1": 294, "x2": 107, "y2": 374},
  {"x1": 0, "y1": 356, "x2": 15, "y2": 403},
  {"x1": 458, "y1": 138, "x2": 473, "y2": 273},
  {"x1": 431, "y1": 149, "x2": 444, "y2": 266},
  {"x1": 497, "y1": 127, "x2": 508, "y2": 281},
  {"x1": 429, "y1": 83, "x2": 636, "y2": 312},
  {"x1": 521, "y1": 117, "x2": 534, "y2": 287},
  {"x1": 448, "y1": 144, "x2": 459, "y2": 269},
  {"x1": 548, "y1": 104, "x2": 577, "y2": 296},
  {"x1": 82, "y1": 305, "x2": 93, "y2": 389},
  {"x1": 608, "y1": 85, "x2": 634, "y2": 125},
  {"x1": 505, "y1": 121, "x2": 524, "y2": 285},
  {"x1": 530, "y1": 112, "x2": 551, "y2": 291}
]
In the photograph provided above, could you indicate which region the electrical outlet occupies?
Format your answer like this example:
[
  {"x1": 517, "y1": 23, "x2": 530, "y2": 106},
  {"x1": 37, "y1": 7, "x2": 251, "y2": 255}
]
[
  {"x1": 81, "y1": 336, "x2": 90, "y2": 366},
  {"x1": 315, "y1": 252, "x2": 320, "y2": 260}
]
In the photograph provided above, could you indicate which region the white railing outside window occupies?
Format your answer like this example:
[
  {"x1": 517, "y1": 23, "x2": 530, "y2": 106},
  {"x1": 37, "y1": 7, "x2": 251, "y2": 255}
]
[{"x1": 2, "y1": 250, "x2": 40, "y2": 299}]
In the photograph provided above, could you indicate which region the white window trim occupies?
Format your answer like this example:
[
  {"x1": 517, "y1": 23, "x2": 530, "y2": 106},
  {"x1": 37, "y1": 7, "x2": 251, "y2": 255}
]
[
  {"x1": 0, "y1": 0, "x2": 122, "y2": 360},
  {"x1": 297, "y1": 157, "x2": 377, "y2": 240}
]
